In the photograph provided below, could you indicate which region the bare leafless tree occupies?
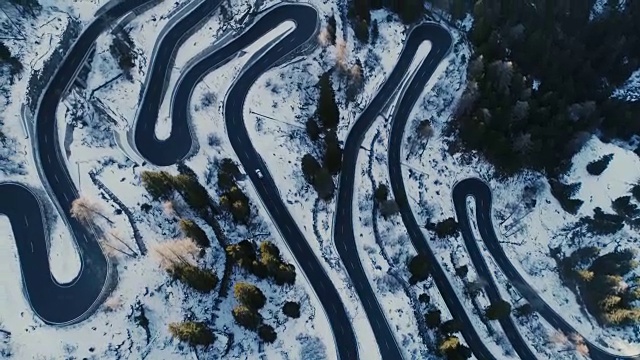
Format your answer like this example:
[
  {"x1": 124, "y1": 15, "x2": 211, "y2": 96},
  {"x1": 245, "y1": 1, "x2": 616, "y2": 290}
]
[
  {"x1": 70, "y1": 196, "x2": 113, "y2": 225},
  {"x1": 103, "y1": 295, "x2": 123, "y2": 312},
  {"x1": 548, "y1": 330, "x2": 569, "y2": 347},
  {"x1": 349, "y1": 63, "x2": 362, "y2": 84},
  {"x1": 100, "y1": 230, "x2": 138, "y2": 258},
  {"x1": 317, "y1": 26, "x2": 331, "y2": 47},
  {"x1": 162, "y1": 200, "x2": 177, "y2": 218},
  {"x1": 150, "y1": 238, "x2": 199, "y2": 270},
  {"x1": 335, "y1": 38, "x2": 348, "y2": 71}
]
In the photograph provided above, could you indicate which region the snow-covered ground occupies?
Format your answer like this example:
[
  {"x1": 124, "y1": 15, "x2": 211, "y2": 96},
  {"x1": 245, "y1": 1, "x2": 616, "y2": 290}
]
[
  {"x1": 0, "y1": 0, "x2": 120, "y2": 282},
  {"x1": 3, "y1": 0, "x2": 640, "y2": 358},
  {"x1": 0, "y1": 0, "x2": 336, "y2": 358},
  {"x1": 397, "y1": 11, "x2": 640, "y2": 359},
  {"x1": 241, "y1": 6, "x2": 426, "y2": 359}
]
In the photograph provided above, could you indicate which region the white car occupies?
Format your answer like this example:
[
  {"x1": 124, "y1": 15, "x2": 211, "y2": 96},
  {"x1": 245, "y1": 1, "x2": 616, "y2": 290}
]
[{"x1": 255, "y1": 169, "x2": 263, "y2": 179}]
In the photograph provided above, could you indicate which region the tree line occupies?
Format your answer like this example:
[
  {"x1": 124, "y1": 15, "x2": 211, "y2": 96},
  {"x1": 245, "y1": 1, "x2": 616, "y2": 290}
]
[
  {"x1": 561, "y1": 247, "x2": 640, "y2": 325},
  {"x1": 451, "y1": 1, "x2": 640, "y2": 177}
]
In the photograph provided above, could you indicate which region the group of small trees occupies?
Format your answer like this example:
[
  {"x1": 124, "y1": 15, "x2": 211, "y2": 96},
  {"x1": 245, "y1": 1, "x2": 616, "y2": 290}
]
[
  {"x1": 226, "y1": 240, "x2": 296, "y2": 286},
  {"x1": 217, "y1": 158, "x2": 251, "y2": 224},
  {"x1": 561, "y1": 247, "x2": 640, "y2": 325},
  {"x1": 231, "y1": 282, "x2": 279, "y2": 343},
  {"x1": 301, "y1": 72, "x2": 342, "y2": 200},
  {"x1": 232, "y1": 283, "x2": 270, "y2": 334},
  {"x1": 142, "y1": 169, "x2": 216, "y2": 218},
  {"x1": 549, "y1": 179, "x2": 583, "y2": 215},
  {"x1": 422, "y1": 299, "x2": 471, "y2": 360},
  {"x1": 577, "y1": 207, "x2": 625, "y2": 236}
]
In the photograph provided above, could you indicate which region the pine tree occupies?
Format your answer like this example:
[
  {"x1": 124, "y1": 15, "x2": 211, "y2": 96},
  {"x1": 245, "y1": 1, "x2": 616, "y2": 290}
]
[
  {"x1": 586, "y1": 153, "x2": 614, "y2": 175},
  {"x1": 141, "y1": 171, "x2": 175, "y2": 199},
  {"x1": 305, "y1": 118, "x2": 321, "y2": 141},
  {"x1": 425, "y1": 309, "x2": 441, "y2": 328},
  {"x1": 408, "y1": 253, "x2": 430, "y2": 284},
  {"x1": 313, "y1": 167, "x2": 335, "y2": 200},
  {"x1": 282, "y1": 301, "x2": 301, "y2": 318},
  {"x1": 232, "y1": 305, "x2": 263, "y2": 330},
  {"x1": 168, "y1": 321, "x2": 215, "y2": 346},
  {"x1": 173, "y1": 174, "x2": 211, "y2": 213},
  {"x1": 301, "y1": 154, "x2": 321, "y2": 184},
  {"x1": 226, "y1": 240, "x2": 257, "y2": 269},
  {"x1": 169, "y1": 263, "x2": 218, "y2": 293},
  {"x1": 317, "y1": 72, "x2": 340, "y2": 130},
  {"x1": 234, "y1": 282, "x2": 267, "y2": 310},
  {"x1": 179, "y1": 219, "x2": 211, "y2": 248},
  {"x1": 374, "y1": 184, "x2": 389, "y2": 202}
]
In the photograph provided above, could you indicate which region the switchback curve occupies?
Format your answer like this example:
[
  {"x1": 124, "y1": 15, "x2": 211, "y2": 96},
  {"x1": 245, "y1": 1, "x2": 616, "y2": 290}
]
[
  {"x1": 454, "y1": 177, "x2": 640, "y2": 360},
  {"x1": 0, "y1": 0, "x2": 157, "y2": 325},
  {"x1": 333, "y1": 23, "x2": 453, "y2": 360},
  {"x1": 132, "y1": 3, "x2": 361, "y2": 359},
  {"x1": 384, "y1": 27, "x2": 512, "y2": 360}
]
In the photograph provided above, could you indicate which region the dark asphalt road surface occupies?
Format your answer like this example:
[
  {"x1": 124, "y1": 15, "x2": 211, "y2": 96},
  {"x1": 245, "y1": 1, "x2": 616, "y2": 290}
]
[
  {"x1": 385, "y1": 25, "x2": 510, "y2": 360},
  {"x1": 0, "y1": 0, "x2": 156, "y2": 325},
  {"x1": 132, "y1": 4, "x2": 364, "y2": 359},
  {"x1": 453, "y1": 178, "x2": 640, "y2": 360}
]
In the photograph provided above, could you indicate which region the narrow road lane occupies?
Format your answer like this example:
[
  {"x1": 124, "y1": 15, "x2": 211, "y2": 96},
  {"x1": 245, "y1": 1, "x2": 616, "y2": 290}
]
[{"x1": 454, "y1": 178, "x2": 640, "y2": 360}]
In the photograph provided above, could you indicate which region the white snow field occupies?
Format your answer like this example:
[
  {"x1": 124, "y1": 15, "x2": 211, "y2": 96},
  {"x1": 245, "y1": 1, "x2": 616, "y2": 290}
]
[{"x1": 1, "y1": 0, "x2": 640, "y2": 358}]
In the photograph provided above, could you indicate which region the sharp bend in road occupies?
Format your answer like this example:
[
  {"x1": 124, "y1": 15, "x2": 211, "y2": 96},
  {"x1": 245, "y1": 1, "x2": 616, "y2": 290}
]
[
  {"x1": 133, "y1": 4, "x2": 361, "y2": 359},
  {"x1": 133, "y1": 0, "x2": 222, "y2": 164},
  {"x1": 381, "y1": 26, "x2": 504, "y2": 360},
  {"x1": 454, "y1": 178, "x2": 640, "y2": 360},
  {"x1": 334, "y1": 24, "x2": 454, "y2": 360},
  {"x1": 0, "y1": 0, "x2": 156, "y2": 325}
]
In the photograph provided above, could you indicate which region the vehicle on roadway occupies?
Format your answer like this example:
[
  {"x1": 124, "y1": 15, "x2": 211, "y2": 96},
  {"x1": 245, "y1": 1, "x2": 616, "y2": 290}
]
[{"x1": 255, "y1": 169, "x2": 263, "y2": 178}]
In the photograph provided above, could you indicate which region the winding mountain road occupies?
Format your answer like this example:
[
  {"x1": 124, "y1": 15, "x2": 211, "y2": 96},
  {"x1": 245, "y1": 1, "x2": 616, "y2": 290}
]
[
  {"x1": 453, "y1": 178, "x2": 640, "y2": 360},
  {"x1": 0, "y1": 0, "x2": 155, "y2": 325},
  {"x1": 131, "y1": 3, "x2": 365, "y2": 359},
  {"x1": 6, "y1": 0, "x2": 633, "y2": 359}
]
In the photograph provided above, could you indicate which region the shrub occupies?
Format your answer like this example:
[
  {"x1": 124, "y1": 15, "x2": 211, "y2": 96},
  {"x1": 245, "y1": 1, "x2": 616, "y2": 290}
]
[
  {"x1": 586, "y1": 154, "x2": 614, "y2": 175},
  {"x1": 168, "y1": 321, "x2": 215, "y2": 346},
  {"x1": 141, "y1": 171, "x2": 175, "y2": 199},
  {"x1": 258, "y1": 324, "x2": 277, "y2": 343},
  {"x1": 234, "y1": 282, "x2": 266, "y2": 310},
  {"x1": 168, "y1": 263, "x2": 218, "y2": 293},
  {"x1": 283, "y1": 301, "x2": 301, "y2": 318}
]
